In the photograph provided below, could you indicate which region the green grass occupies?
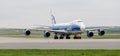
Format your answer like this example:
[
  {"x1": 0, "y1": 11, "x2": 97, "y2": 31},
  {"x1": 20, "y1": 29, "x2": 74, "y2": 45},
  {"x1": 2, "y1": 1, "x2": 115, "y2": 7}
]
[{"x1": 0, "y1": 49, "x2": 119, "y2": 56}]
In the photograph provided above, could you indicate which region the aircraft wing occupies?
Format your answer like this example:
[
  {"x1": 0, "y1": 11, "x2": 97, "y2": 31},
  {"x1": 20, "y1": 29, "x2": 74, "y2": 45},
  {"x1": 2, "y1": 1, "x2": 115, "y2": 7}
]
[
  {"x1": 85, "y1": 28, "x2": 99, "y2": 31},
  {"x1": 30, "y1": 29, "x2": 67, "y2": 33},
  {"x1": 30, "y1": 29, "x2": 83, "y2": 34},
  {"x1": 85, "y1": 26, "x2": 109, "y2": 32},
  {"x1": 85, "y1": 26, "x2": 109, "y2": 30},
  {"x1": 33, "y1": 25, "x2": 52, "y2": 29}
]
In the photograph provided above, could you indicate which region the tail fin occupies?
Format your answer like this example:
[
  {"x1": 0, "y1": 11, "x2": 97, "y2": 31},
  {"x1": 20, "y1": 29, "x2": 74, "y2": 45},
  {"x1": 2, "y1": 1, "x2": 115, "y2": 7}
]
[
  {"x1": 51, "y1": 14, "x2": 56, "y2": 25},
  {"x1": 50, "y1": 10, "x2": 56, "y2": 25}
]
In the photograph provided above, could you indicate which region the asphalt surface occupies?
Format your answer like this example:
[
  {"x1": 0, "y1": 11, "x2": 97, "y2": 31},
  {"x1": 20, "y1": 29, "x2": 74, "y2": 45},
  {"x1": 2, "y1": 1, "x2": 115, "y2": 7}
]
[{"x1": 0, "y1": 37, "x2": 120, "y2": 49}]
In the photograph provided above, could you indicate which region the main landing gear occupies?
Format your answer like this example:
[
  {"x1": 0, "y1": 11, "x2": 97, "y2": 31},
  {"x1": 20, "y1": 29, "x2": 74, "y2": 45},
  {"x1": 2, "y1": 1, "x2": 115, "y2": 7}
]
[
  {"x1": 66, "y1": 35, "x2": 70, "y2": 39},
  {"x1": 73, "y1": 36, "x2": 81, "y2": 39},
  {"x1": 54, "y1": 35, "x2": 58, "y2": 39},
  {"x1": 54, "y1": 35, "x2": 81, "y2": 39},
  {"x1": 60, "y1": 35, "x2": 64, "y2": 39}
]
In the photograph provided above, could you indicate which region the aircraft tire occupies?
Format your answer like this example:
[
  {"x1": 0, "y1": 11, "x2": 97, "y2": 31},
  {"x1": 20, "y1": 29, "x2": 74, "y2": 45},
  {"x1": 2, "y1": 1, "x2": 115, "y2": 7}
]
[
  {"x1": 54, "y1": 36, "x2": 58, "y2": 39},
  {"x1": 60, "y1": 37, "x2": 64, "y2": 39},
  {"x1": 66, "y1": 37, "x2": 70, "y2": 39},
  {"x1": 77, "y1": 36, "x2": 81, "y2": 39},
  {"x1": 74, "y1": 36, "x2": 77, "y2": 39}
]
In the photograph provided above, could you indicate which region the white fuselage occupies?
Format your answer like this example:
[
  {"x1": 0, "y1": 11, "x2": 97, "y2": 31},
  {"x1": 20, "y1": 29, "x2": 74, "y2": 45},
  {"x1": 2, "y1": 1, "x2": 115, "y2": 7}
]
[{"x1": 52, "y1": 19, "x2": 86, "y2": 34}]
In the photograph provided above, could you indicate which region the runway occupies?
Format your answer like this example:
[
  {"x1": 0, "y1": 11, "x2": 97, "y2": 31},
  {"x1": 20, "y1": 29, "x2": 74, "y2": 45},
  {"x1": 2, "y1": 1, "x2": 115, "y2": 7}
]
[{"x1": 0, "y1": 37, "x2": 120, "y2": 49}]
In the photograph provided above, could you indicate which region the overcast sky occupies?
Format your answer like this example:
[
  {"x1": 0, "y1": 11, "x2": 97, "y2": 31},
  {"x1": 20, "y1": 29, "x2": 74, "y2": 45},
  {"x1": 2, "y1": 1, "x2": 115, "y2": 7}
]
[{"x1": 0, "y1": 0, "x2": 120, "y2": 28}]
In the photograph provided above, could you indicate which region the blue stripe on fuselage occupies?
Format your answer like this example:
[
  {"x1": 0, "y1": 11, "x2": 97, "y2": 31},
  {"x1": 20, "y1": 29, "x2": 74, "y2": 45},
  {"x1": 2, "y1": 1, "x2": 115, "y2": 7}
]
[
  {"x1": 52, "y1": 25, "x2": 68, "y2": 30},
  {"x1": 71, "y1": 25, "x2": 80, "y2": 31},
  {"x1": 52, "y1": 24, "x2": 81, "y2": 31}
]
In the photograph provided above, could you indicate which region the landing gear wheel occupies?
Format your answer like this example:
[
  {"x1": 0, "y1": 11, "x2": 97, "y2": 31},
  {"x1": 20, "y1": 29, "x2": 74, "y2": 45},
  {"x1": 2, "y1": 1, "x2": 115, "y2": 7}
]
[
  {"x1": 66, "y1": 37, "x2": 70, "y2": 39},
  {"x1": 77, "y1": 36, "x2": 81, "y2": 39},
  {"x1": 74, "y1": 37, "x2": 77, "y2": 39},
  {"x1": 66, "y1": 35, "x2": 70, "y2": 39},
  {"x1": 60, "y1": 37, "x2": 64, "y2": 39},
  {"x1": 54, "y1": 36, "x2": 58, "y2": 39}
]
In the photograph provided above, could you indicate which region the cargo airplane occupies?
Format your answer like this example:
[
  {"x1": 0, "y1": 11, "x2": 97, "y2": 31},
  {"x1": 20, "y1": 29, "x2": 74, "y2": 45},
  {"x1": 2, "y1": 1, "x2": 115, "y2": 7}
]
[{"x1": 24, "y1": 13, "x2": 105, "y2": 39}]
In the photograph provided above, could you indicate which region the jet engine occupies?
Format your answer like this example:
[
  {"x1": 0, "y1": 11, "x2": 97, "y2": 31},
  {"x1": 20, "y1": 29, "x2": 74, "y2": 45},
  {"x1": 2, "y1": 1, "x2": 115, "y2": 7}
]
[
  {"x1": 44, "y1": 31, "x2": 50, "y2": 37},
  {"x1": 24, "y1": 29, "x2": 31, "y2": 36},
  {"x1": 98, "y1": 29, "x2": 105, "y2": 36},
  {"x1": 87, "y1": 31, "x2": 94, "y2": 38}
]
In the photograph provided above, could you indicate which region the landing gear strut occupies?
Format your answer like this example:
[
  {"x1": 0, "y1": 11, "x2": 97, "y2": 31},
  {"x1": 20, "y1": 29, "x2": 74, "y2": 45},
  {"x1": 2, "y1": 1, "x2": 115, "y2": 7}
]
[
  {"x1": 66, "y1": 35, "x2": 70, "y2": 39},
  {"x1": 54, "y1": 35, "x2": 58, "y2": 39},
  {"x1": 60, "y1": 35, "x2": 64, "y2": 39}
]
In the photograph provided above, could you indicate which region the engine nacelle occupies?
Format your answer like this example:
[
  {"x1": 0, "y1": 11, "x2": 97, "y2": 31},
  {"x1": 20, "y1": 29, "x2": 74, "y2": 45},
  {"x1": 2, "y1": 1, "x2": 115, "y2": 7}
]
[
  {"x1": 98, "y1": 30, "x2": 105, "y2": 36},
  {"x1": 87, "y1": 31, "x2": 94, "y2": 38},
  {"x1": 44, "y1": 31, "x2": 50, "y2": 37},
  {"x1": 24, "y1": 29, "x2": 31, "y2": 36}
]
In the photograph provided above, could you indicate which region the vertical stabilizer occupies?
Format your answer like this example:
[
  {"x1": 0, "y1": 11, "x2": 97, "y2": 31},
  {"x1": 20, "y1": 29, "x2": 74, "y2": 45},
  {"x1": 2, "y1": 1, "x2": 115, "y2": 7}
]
[{"x1": 50, "y1": 10, "x2": 56, "y2": 25}]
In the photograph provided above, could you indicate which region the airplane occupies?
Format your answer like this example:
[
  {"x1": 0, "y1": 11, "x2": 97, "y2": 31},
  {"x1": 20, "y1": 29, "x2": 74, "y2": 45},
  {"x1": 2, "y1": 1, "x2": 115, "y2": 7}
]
[{"x1": 24, "y1": 13, "x2": 105, "y2": 39}]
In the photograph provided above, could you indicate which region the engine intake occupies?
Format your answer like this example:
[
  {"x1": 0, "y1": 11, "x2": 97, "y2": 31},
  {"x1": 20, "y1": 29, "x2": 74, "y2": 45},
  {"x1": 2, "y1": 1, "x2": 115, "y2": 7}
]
[
  {"x1": 44, "y1": 31, "x2": 50, "y2": 37},
  {"x1": 87, "y1": 31, "x2": 94, "y2": 38},
  {"x1": 24, "y1": 30, "x2": 31, "y2": 36},
  {"x1": 98, "y1": 30, "x2": 105, "y2": 36}
]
